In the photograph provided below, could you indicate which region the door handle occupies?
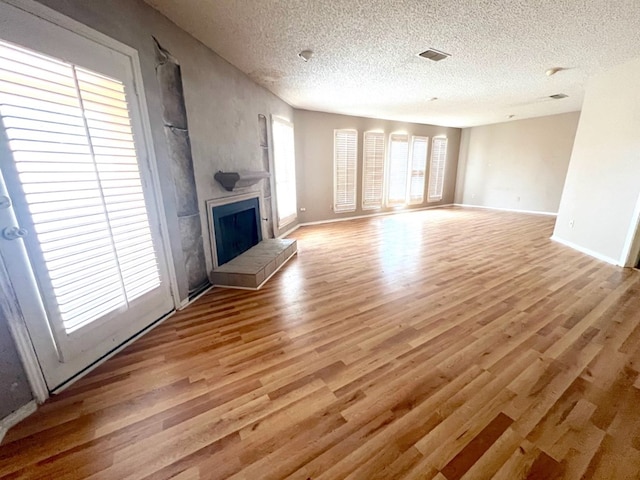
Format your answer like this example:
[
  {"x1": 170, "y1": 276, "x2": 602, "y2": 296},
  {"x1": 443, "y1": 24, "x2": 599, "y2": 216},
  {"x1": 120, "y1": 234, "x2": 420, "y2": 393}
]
[{"x1": 3, "y1": 226, "x2": 28, "y2": 240}]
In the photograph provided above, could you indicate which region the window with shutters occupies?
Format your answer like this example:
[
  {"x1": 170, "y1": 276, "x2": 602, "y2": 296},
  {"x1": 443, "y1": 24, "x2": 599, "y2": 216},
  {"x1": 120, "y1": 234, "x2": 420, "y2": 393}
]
[
  {"x1": 428, "y1": 136, "x2": 448, "y2": 202},
  {"x1": 408, "y1": 136, "x2": 429, "y2": 204},
  {"x1": 362, "y1": 131, "x2": 385, "y2": 210},
  {"x1": 386, "y1": 133, "x2": 409, "y2": 206},
  {"x1": 333, "y1": 129, "x2": 357, "y2": 213},
  {"x1": 0, "y1": 39, "x2": 162, "y2": 333},
  {"x1": 272, "y1": 117, "x2": 297, "y2": 228}
]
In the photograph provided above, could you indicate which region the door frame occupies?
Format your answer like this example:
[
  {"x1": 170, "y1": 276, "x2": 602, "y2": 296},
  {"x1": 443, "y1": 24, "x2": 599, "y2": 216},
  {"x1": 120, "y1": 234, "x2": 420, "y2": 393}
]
[
  {"x1": 0, "y1": 0, "x2": 180, "y2": 399},
  {"x1": 0, "y1": 256, "x2": 48, "y2": 403}
]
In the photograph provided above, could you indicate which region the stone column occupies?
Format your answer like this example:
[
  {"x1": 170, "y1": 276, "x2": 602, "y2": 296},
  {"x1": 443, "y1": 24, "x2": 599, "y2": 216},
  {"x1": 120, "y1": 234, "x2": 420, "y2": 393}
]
[{"x1": 154, "y1": 38, "x2": 208, "y2": 295}]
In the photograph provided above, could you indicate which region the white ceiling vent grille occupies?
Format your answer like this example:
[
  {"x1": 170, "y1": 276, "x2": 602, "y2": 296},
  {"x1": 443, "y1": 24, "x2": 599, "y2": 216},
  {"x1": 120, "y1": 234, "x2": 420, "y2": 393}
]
[{"x1": 418, "y1": 48, "x2": 451, "y2": 62}]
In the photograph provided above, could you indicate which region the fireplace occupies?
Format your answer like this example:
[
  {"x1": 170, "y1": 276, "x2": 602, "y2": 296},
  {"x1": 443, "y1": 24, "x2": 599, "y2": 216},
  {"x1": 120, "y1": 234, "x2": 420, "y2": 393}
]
[
  {"x1": 206, "y1": 193, "x2": 297, "y2": 289},
  {"x1": 207, "y1": 194, "x2": 263, "y2": 268}
]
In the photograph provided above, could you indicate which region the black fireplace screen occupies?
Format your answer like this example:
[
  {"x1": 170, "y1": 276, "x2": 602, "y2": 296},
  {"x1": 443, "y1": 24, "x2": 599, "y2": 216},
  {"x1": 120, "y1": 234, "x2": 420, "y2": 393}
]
[{"x1": 211, "y1": 197, "x2": 262, "y2": 266}]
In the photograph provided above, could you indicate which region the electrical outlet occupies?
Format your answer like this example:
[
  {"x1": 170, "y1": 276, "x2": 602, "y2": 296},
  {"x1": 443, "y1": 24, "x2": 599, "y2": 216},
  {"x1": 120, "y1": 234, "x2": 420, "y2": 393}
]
[
  {"x1": 299, "y1": 207, "x2": 306, "y2": 212},
  {"x1": 569, "y1": 220, "x2": 575, "y2": 228}
]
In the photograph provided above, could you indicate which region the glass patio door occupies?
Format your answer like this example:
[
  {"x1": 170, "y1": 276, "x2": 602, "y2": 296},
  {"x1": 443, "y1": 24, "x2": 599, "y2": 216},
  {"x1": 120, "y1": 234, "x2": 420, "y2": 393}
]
[{"x1": 0, "y1": 1, "x2": 175, "y2": 391}]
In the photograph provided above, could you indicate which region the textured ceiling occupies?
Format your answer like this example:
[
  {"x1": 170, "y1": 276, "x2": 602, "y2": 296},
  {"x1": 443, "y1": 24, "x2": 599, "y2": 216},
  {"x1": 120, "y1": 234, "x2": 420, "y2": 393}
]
[{"x1": 143, "y1": 0, "x2": 640, "y2": 127}]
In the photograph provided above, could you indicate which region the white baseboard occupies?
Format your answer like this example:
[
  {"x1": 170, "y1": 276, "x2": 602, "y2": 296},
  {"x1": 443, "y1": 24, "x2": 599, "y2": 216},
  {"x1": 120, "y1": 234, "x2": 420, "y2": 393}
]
[
  {"x1": 550, "y1": 236, "x2": 620, "y2": 266},
  {"x1": 453, "y1": 203, "x2": 557, "y2": 216},
  {"x1": 279, "y1": 204, "x2": 454, "y2": 236},
  {"x1": 278, "y1": 223, "x2": 301, "y2": 238},
  {"x1": 0, "y1": 400, "x2": 37, "y2": 444}
]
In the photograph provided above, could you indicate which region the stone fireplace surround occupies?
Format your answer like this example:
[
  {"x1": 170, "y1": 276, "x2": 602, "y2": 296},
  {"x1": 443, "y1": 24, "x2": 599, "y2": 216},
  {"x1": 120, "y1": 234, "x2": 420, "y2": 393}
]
[{"x1": 206, "y1": 193, "x2": 297, "y2": 289}]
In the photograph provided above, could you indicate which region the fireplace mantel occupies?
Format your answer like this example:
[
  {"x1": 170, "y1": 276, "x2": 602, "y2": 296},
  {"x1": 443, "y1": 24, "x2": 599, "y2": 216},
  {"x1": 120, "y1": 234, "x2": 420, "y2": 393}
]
[{"x1": 214, "y1": 170, "x2": 270, "y2": 192}]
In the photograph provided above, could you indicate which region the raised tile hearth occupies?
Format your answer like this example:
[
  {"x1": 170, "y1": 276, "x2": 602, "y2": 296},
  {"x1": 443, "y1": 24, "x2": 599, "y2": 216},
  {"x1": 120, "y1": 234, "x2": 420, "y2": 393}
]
[{"x1": 210, "y1": 238, "x2": 297, "y2": 290}]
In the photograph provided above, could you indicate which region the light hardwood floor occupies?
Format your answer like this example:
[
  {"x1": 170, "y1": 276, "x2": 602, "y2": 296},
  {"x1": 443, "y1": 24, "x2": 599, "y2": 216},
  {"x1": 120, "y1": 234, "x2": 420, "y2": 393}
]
[{"x1": 2, "y1": 207, "x2": 640, "y2": 479}]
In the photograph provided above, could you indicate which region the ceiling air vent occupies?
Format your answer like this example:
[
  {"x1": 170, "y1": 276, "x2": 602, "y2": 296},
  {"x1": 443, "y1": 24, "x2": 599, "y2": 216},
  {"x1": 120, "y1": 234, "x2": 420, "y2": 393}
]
[
  {"x1": 418, "y1": 48, "x2": 451, "y2": 62},
  {"x1": 549, "y1": 93, "x2": 568, "y2": 100}
]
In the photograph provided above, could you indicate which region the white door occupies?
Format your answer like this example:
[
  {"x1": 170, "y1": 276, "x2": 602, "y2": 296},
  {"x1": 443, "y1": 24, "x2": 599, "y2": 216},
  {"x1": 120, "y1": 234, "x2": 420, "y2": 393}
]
[{"x1": 0, "y1": 1, "x2": 175, "y2": 391}]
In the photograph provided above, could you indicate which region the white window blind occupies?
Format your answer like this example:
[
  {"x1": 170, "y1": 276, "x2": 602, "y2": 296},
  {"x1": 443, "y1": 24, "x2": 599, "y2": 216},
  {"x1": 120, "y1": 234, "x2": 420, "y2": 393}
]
[
  {"x1": 428, "y1": 136, "x2": 448, "y2": 202},
  {"x1": 333, "y1": 129, "x2": 357, "y2": 213},
  {"x1": 0, "y1": 40, "x2": 162, "y2": 333},
  {"x1": 272, "y1": 117, "x2": 297, "y2": 227},
  {"x1": 386, "y1": 133, "x2": 409, "y2": 206},
  {"x1": 408, "y1": 136, "x2": 428, "y2": 204},
  {"x1": 362, "y1": 131, "x2": 385, "y2": 210}
]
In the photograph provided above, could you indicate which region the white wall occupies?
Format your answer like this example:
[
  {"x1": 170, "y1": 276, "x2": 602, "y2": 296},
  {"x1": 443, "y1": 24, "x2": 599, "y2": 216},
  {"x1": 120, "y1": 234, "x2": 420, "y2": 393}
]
[
  {"x1": 553, "y1": 57, "x2": 640, "y2": 265},
  {"x1": 294, "y1": 110, "x2": 461, "y2": 224},
  {"x1": 455, "y1": 112, "x2": 580, "y2": 214}
]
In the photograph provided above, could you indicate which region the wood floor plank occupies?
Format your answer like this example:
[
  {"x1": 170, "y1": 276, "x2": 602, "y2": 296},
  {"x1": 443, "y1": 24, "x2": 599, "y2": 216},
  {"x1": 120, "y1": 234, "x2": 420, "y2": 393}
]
[
  {"x1": 2, "y1": 207, "x2": 640, "y2": 479},
  {"x1": 441, "y1": 412, "x2": 514, "y2": 480}
]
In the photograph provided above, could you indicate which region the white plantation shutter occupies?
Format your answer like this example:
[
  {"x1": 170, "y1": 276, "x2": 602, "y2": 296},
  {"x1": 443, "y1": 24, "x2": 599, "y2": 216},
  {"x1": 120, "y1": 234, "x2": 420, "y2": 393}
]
[
  {"x1": 428, "y1": 136, "x2": 448, "y2": 202},
  {"x1": 362, "y1": 131, "x2": 385, "y2": 210},
  {"x1": 333, "y1": 129, "x2": 357, "y2": 213},
  {"x1": 0, "y1": 40, "x2": 162, "y2": 333},
  {"x1": 408, "y1": 136, "x2": 428, "y2": 204},
  {"x1": 272, "y1": 117, "x2": 297, "y2": 227},
  {"x1": 386, "y1": 133, "x2": 409, "y2": 206}
]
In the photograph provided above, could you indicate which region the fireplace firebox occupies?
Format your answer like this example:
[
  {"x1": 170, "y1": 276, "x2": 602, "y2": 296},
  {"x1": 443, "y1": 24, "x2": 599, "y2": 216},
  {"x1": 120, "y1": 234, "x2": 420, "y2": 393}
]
[{"x1": 209, "y1": 196, "x2": 262, "y2": 267}]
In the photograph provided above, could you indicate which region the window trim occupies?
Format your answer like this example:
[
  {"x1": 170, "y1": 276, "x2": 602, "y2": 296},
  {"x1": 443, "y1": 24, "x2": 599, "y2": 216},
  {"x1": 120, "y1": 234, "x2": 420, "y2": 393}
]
[
  {"x1": 385, "y1": 132, "x2": 410, "y2": 207},
  {"x1": 362, "y1": 130, "x2": 386, "y2": 211},
  {"x1": 333, "y1": 128, "x2": 358, "y2": 213},
  {"x1": 408, "y1": 135, "x2": 429, "y2": 205},
  {"x1": 271, "y1": 115, "x2": 297, "y2": 229},
  {"x1": 427, "y1": 136, "x2": 448, "y2": 203}
]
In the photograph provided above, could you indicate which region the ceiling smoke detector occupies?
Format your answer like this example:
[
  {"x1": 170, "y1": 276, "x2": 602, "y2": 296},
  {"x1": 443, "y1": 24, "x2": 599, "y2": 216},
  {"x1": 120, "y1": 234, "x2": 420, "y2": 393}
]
[
  {"x1": 418, "y1": 48, "x2": 451, "y2": 62},
  {"x1": 549, "y1": 93, "x2": 569, "y2": 100},
  {"x1": 298, "y1": 49, "x2": 313, "y2": 62}
]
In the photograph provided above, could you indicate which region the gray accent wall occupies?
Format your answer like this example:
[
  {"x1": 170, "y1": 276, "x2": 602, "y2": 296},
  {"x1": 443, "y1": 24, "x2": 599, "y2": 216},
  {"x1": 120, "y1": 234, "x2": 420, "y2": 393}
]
[
  {"x1": 455, "y1": 112, "x2": 580, "y2": 214},
  {"x1": 0, "y1": 310, "x2": 32, "y2": 419},
  {"x1": 294, "y1": 110, "x2": 461, "y2": 224}
]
